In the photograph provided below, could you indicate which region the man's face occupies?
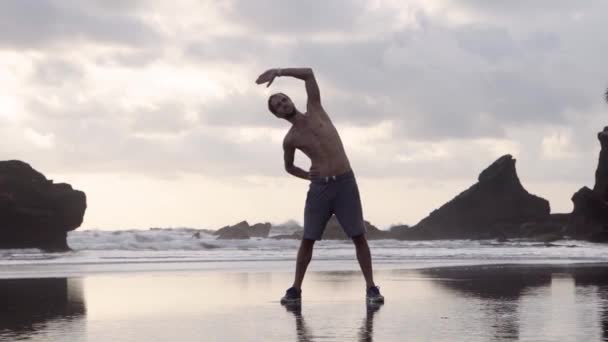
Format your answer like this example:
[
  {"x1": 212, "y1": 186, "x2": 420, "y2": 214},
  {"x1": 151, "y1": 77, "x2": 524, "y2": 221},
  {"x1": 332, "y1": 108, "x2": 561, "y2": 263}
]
[{"x1": 271, "y1": 94, "x2": 295, "y2": 118}]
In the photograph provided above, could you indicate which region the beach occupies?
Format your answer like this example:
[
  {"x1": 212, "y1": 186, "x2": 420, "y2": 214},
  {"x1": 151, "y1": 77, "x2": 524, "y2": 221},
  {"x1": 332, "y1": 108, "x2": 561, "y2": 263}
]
[{"x1": 2, "y1": 261, "x2": 608, "y2": 342}]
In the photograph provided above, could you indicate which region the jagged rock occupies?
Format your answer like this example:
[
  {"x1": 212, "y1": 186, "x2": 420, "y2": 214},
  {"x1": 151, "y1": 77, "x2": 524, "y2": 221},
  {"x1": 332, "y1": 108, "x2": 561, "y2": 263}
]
[
  {"x1": 569, "y1": 187, "x2": 608, "y2": 238},
  {"x1": 0, "y1": 161, "x2": 86, "y2": 251},
  {"x1": 321, "y1": 215, "x2": 390, "y2": 240},
  {"x1": 215, "y1": 221, "x2": 250, "y2": 239},
  {"x1": 594, "y1": 127, "x2": 608, "y2": 201},
  {"x1": 214, "y1": 220, "x2": 271, "y2": 239},
  {"x1": 569, "y1": 127, "x2": 608, "y2": 239},
  {"x1": 389, "y1": 224, "x2": 430, "y2": 240},
  {"x1": 519, "y1": 214, "x2": 569, "y2": 239},
  {"x1": 404, "y1": 155, "x2": 550, "y2": 240},
  {"x1": 216, "y1": 218, "x2": 392, "y2": 240},
  {"x1": 249, "y1": 223, "x2": 272, "y2": 238}
]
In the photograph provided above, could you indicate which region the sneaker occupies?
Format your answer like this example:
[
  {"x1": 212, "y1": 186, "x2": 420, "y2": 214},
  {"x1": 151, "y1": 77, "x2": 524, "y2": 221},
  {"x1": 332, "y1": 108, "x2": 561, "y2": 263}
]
[
  {"x1": 280, "y1": 287, "x2": 302, "y2": 304},
  {"x1": 366, "y1": 286, "x2": 384, "y2": 304}
]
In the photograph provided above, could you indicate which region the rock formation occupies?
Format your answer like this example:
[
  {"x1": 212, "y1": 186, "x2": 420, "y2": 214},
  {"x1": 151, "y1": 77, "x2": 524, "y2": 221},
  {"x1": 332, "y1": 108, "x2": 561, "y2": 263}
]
[
  {"x1": 569, "y1": 127, "x2": 608, "y2": 241},
  {"x1": 402, "y1": 155, "x2": 550, "y2": 239},
  {"x1": 0, "y1": 160, "x2": 87, "y2": 251},
  {"x1": 214, "y1": 220, "x2": 271, "y2": 239},
  {"x1": 321, "y1": 215, "x2": 390, "y2": 240}
]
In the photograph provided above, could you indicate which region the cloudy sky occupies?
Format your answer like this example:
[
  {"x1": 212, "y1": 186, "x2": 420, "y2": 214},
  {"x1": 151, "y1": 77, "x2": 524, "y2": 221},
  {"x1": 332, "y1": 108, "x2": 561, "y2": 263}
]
[{"x1": 1, "y1": 0, "x2": 607, "y2": 230}]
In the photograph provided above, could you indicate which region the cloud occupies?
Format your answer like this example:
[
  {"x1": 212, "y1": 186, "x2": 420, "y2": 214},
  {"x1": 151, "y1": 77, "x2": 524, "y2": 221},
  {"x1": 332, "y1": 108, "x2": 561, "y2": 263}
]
[
  {"x1": 186, "y1": 36, "x2": 275, "y2": 64},
  {"x1": 0, "y1": 0, "x2": 159, "y2": 49},
  {"x1": 29, "y1": 57, "x2": 85, "y2": 87},
  {"x1": 221, "y1": 0, "x2": 371, "y2": 34},
  {"x1": 130, "y1": 103, "x2": 195, "y2": 134},
  {"x1": 198, "y1": 91, "x2": 285, "y2": 128},
  {"x1": 2, "y1": 0, "x2": 608, "y2": 186}
]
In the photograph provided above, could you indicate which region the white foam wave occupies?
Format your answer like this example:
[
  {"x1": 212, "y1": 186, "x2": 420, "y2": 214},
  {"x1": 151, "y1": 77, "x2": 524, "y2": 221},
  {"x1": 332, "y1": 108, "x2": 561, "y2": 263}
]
[
  {"x1": 0, "y1": 229, "x2": 607, "y2": 273},
  {"x1": 67, "y1": 229, "x2": 301, "y2": 251}
]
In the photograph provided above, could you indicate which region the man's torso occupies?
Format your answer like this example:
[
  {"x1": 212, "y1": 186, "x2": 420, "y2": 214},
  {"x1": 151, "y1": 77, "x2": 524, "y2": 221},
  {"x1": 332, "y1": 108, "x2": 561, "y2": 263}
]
[{"x1": 285, "y1": 107, "x2": 351, "y2": 177}]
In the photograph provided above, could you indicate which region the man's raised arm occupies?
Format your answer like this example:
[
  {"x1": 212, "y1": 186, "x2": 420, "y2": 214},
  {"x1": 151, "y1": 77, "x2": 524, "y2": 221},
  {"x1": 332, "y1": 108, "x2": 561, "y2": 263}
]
[{"x1": 256, "y1": 67, "x2": 321, "y2": 106}]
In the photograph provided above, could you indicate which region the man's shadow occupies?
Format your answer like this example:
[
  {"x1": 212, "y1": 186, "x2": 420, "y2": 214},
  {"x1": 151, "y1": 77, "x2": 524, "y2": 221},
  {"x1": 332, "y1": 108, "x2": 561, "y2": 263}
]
[{"x1": 283, "y1": 302, "x2": 383, "y2": 342}]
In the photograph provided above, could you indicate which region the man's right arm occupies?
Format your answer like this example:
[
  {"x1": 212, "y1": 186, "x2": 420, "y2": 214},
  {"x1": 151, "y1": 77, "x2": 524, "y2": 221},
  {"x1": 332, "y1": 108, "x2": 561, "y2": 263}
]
[
  {"x1": 277, "y1": 68, "x2": 320, "y2": 107},
  {"x1": 283, "y1": 140, "x2": 310, "y2": 180}
]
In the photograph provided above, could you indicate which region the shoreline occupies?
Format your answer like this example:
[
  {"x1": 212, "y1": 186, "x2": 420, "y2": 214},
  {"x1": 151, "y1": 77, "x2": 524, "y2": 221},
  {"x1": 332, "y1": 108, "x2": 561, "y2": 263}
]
[{"x1": 1, "y1": 259, "x2": 608, "y2": 280}]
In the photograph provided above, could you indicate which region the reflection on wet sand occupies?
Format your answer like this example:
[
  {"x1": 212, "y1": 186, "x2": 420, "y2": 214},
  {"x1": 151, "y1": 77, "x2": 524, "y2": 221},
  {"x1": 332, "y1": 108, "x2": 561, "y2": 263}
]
[
  {"x1": 358, "y1": 303, "x2": 382, "y2": 342},
  {"x1": 422, "y1": 265, "x2": 608, "y2": 341},
  {"x1": 572, "y1": 268, "x2": 608, "y2": 341},
  {"x1": 0, "y1": 278, "x2": 86, "y2": 340},
  {"x1": 422, "y1": 266, "x2": 552, "y2": 340},
  {"x1": 283, "y1": 302, "x2": 383, "y2": 342},
  {"x1": 283, "y1": 303, "x2": 313, "y2": 342}
]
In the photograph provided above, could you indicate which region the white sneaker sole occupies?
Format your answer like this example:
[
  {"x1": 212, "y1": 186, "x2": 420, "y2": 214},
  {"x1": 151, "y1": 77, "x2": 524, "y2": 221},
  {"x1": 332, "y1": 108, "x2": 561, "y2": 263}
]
[{"x1": 367, "y1": 296, "x2": 385, "y2": 304}]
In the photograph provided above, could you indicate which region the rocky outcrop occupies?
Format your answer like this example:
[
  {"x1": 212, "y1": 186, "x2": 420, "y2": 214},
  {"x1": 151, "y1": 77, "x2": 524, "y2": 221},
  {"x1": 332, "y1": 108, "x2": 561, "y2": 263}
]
[
  {"x1": 217, "y1": 217, "x2": 390, "y2": 240},
  {"x1": 214, "y1": 220, "x2": 271, "y2": 239},
  {"x1": 568, "y1": 127, "x2": 608, "y2": 241},
  {"x1": 594, "y1": 127, "x2": 608, "y2": 200},
  {"x1": 0, "y1": 160, "x2": 87, "y2": 251},
  {"x1": 402, "y1": 155, "x2": 550, "y2": 240},
  {"x1": 321, "y1": 215, "x2": 391, "y2": 240}
]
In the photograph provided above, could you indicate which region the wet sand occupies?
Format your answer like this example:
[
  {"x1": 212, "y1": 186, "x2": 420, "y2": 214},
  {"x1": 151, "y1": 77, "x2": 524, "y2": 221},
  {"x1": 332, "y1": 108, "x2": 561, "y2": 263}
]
[{"x1": 1, "y1": 263, "x2": 608, "y2": 341}]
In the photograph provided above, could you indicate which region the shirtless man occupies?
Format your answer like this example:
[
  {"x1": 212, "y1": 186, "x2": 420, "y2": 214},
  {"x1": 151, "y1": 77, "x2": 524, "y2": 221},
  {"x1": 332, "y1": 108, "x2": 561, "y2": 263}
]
[{"x1": 255, "y1": 67, "x2": 384, "y2": 304}]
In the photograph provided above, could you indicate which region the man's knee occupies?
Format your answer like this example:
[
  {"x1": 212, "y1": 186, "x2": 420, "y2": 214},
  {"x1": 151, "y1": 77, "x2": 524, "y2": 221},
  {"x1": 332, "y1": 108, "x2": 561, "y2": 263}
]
[
  {"x1": 299, "y1": 238, "x2": 316, "y2": 251},
  {"x1": 351, "y1": 233, "x2": 367, "y2": 245},
  {"x1": 301, "y1": 238, "x2": 316, "y2": 245}
]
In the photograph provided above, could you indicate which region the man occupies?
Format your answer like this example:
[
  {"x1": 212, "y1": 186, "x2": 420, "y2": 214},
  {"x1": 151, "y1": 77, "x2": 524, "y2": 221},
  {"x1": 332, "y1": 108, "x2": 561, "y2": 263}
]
[{"x1": 255, "y1": 67, "x2": 384, "y2": 304}]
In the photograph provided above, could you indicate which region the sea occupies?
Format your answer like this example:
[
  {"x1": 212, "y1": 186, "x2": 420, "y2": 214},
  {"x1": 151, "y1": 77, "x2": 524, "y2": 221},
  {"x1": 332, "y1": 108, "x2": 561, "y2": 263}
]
[{"x1": 1, "y1": 227, "x2": 607, "y2": 279}]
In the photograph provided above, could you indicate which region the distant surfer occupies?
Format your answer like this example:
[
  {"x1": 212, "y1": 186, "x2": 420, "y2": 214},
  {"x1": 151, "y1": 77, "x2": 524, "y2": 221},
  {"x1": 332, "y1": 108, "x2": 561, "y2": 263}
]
[{"x1": 256, "y1": 67, "x2": 384, "y2": 304}]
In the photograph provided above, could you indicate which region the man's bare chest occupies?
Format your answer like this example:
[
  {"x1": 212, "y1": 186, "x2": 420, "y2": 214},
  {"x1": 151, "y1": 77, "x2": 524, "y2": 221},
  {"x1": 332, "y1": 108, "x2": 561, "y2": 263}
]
[{"x1": 290, "y1": 117, "x2": 337, "y2": 148}]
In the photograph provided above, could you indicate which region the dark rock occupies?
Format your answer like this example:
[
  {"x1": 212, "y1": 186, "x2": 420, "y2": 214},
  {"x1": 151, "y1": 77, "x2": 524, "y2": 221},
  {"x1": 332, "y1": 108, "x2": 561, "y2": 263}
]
[
  {"x1": 387, "y1": 224, "x2": 431, "y2": 240},
  {"x1": 527, "y1": 233, "x2": 564, "y2": 243},
  {"x1": 321, "y1": 215, "x2": 390, "y2": 240},
  {"x1": 249, "y1": 222, "x2": 272, "y2": 238},
  {"x1": 0, "y1": 160, "x2": 86, "y2": 251},
  {"x1": 405, "y1": 155, "x2": 550, "y2": 240},
  {"x1": 569, "y1": 128, "x2": 608, "y2": 239},
  {"x1": 589, "y1": 231, "x2": 608, "y2": 243},
  {"x1": 214, "y1": 220, "x2": 271, "y2": 239},
  {"x1": 594, "y1": 127, "x2": 608, "y2": 201},
  {"x1": 519, "y1": 215, "x2": 568, "y2": 239},
  {"x1": 215, "y1": 221, "x2": 251, "y2": 239},
  {"x1": 267, "y1": 217, "x2": 391, "y2": 240}
]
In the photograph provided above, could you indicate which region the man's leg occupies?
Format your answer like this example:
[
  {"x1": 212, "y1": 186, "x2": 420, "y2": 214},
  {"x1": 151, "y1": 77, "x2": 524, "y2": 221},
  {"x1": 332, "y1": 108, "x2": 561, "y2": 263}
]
[
  {"x1": 292, "y1": 238, "x2": 316, "y2": 290},
  {"x1": 352, "y1": 234, "x2": 375, "y2": 289}
]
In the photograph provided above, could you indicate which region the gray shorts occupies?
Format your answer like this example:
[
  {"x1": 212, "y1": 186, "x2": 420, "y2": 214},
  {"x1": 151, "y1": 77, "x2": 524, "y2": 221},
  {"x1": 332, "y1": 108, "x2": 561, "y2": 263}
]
[{"x1": 303, "y1": 170, "x2": 367, "y2": 240}]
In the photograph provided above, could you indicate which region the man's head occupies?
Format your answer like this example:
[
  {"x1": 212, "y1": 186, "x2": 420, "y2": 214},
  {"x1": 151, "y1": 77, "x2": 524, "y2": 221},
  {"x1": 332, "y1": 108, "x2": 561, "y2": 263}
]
[{"x1": 268, "y1": 93, "x2": 296, "y2": 119}]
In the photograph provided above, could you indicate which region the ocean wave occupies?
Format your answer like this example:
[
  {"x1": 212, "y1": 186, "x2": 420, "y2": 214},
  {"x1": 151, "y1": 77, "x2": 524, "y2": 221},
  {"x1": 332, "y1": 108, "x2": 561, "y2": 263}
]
[{"x1": 0, "y1": 229, "x2": 606, "y2": 268}]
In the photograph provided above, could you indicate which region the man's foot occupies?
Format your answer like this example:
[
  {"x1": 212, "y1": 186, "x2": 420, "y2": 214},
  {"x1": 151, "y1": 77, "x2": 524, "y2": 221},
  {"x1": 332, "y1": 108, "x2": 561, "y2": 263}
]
[
  {"x1": 283, "y1": 302, "x2": 302, "y2": 316},
  {"x1": 280, "y1": 287, "x2": 302, "y2": 304},
  {"x1": 366, "y1": 286, "x2": 384, "y2": 304}
]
